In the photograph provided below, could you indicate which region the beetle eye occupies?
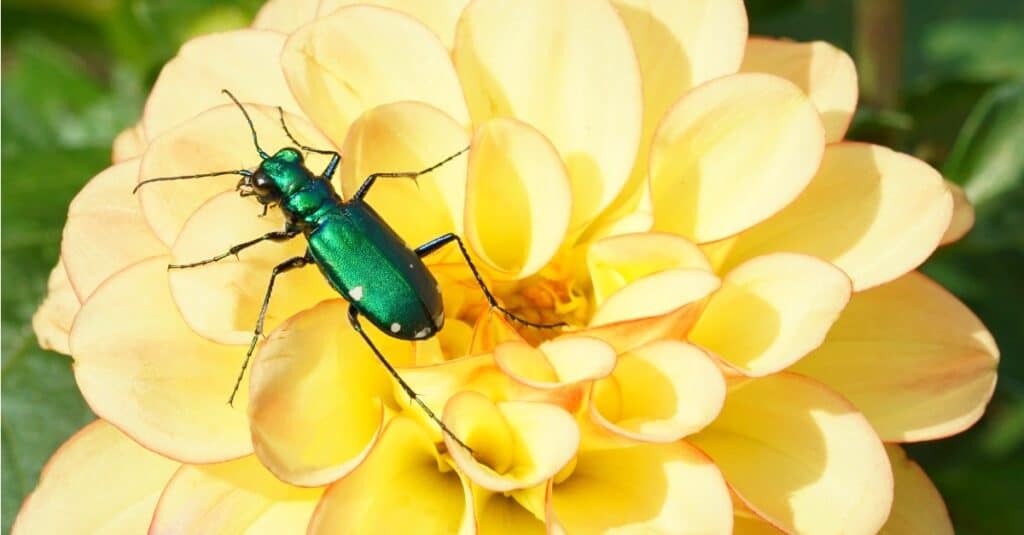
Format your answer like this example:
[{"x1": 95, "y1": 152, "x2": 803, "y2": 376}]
[{"x1": 251, "y1": 171, "x2": 276, "y2": 196}]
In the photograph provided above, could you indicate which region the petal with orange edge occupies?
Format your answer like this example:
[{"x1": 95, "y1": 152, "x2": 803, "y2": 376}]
[
  {"x1": 741, "y1": 38, "x2": 858, "y2": 142},
  {"x1": 791, "y1": 271, "x2": 999, "y2": 442},
  {"x1": 111, "y1": 123, "x2": 146, "y2": 162},
  {"x1": 339, "y1": 101, "x2": 469, "y2": 247},
  {"x1": 318, "y1": 0, "x2": 469, "y2": 47},
  {"x1": 62, "y1": 160, "x2": 166, "y2": 301},
  {"x1": 249, "y1": 300, "x2": 412, "y2": 487},
  {"x1": 495, "y1": 336, "x2": 617, "y2": 389},
  {"x1": 139, "y1": 104, "x2": 332, "y2": 246},
  {"x1": 650, "y1": 73, "x2": 824, "y2": 243},
  {"x1": 308, "y1": 416, "x2": 474, "y2": 535},
  {"x1": 32, "y1": 261, "x2": 80, "y2": 355},
  {"x1": 879, "y1": 445, "x2": 954, "y2": 535},
  {"x1": 690, "y1": 373, "x2": 893, "y2": 535},
  {"x1": 715, "y1": 143, "x2": 953, "y2": 290},
  {"x1": 466, "y1": 118, "x2": 572, "y2": 278},
  {"x1": 549, "y1": 441, "x2": 732, "y2": 534},
  {"x1": 282, "y1": 5, "x2": 469, "y2": 148},
  {"x1": 454, "y1": 0, "x2": 642, "y2": 232},
  {"x1": 70, "y1": 257, "x2": 253, "y2": 462},
  {"x1": 689, "y1": 253, "x2": 851, "y2": 376},
  {"x1": 592, "y1": 341, "x2": 725, "y2": 442},
  {"x1": 941, "y1": 180, "x2": 975, "y2": 245},
  {"x1": 143, "y1": 30, "x2": 302, "y2": 140},
  {"x1": 13, "y1": 421, "x2": 178, "y2": 535},
  {"x1": 251, "y1": 0, "x2": 319, "y2": 33},
  {"x1": 588, "y1": 232, "x2": 711, "y2": 306},
  {"x1": 590, "y1": 268, "x2": 720, "y2": 327},
  {"x1": 150, "y1": 456, "x2": 323, "y2": 534},
  {"x1": 581, "y1": 299, "x2": 705, "y2": 355}
]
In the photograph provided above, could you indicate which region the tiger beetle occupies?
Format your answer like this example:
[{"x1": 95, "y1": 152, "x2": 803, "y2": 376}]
[{"x1": 133, "y1": 90, "x2": 564, "y2": 451}]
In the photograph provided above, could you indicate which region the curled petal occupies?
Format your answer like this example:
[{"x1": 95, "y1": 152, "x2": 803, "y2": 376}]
[
  {"x1": 70, "y1": 257, "x2": 253, "y2": 462},
  {"x1": 581, "y1": 302, "x2": 704, "y2": 355},
  {"x1": 282, "y1": 5, "x2": 469, "y2": 148},
  {"x1": 592, "y1": 341, "x2": 725, "y2": 442},
  {"x1": 143, "y1": 30, "x2": 302, "y2": 140},
  {"x1": 792, "y1": 272, "x2": 999, "y2": 442},
  {"x1": 880, "y1": 445, "x2": 954, "y2": 535},
  {"x1": 251, "y1": 0, "x2": 320, "y2": 33},
  {"x1": 308, "y1": 416, "x2": 474, "y2": 535},
  {"x1": 474, "y1": 485, "x2": 546, "y2": 535},
  {"x1": 150, "y1": 456, "x2": 323, "y2": 534},
  {"x1": 689, "y1": 253, "x2": 851, "y2": 376},
  {"x1": 714, "y1": 143, "x2": 953, "y2": 290},
  {"x1": 13, "y1": 421, "x2": 178, "y2": 534},
  {"x1": 249, "y1": 300, "x2": 408, "y2": 486},
  {"x1": 941, "y1": 180, "x2": 975, "y2": 245},
  {"x1": 650, "y1": 73, "x2": 825, "y2": 243},
  {"x1": 495, "y1": 336, "x2": 617, "y2": 389},
  {"x1": 318, "y1": 0, "x2": 469, "y2": 47},
  {"x1": 588, "y1": 232, "x2": 711, "y2": 306},
  {"x1": 454, "y1": 0, "x2": 643, "y2": 232},
  {"x1": 466, "y1": 118, "x2": 572, "y2": 278},
  {"x1": 691, "y1": 373, "x2": 893, "y2": 535},
  {"x1": 741, "y1": 38, "x2": 858, "y2": 142},
  {"x1": 590, "y1": 268, "x2": 720, "y2": 327},
  {"x1": 111, "y1": 123, "x2": 146, "y2": 162},
  {"x1": 62, "y1": 160, "x2": 166, "y2": 301},
  {"x1": 32, "y1": 261, "x2": 80, "y2": 355}
]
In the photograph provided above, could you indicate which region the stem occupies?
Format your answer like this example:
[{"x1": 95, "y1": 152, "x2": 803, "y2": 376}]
[{"x1": 855, "y1": 0, "x2": 905, "y2": 109}]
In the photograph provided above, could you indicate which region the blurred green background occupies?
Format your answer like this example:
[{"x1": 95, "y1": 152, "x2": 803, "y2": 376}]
[{"x1": 1, "y1": 0, "x2": 1021, "y2": 533}]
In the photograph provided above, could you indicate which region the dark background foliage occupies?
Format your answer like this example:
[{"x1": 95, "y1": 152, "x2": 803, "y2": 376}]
[{"x1": 1, "y1": 1, "x2": 1021, "y2": 533}]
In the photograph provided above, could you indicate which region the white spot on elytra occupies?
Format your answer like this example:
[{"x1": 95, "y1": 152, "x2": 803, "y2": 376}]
[
  {"x1": 409, "y1": 263, "x2": 414, "y2": 269},
  {"x1": 415, "y1": 327, "x2": 431, "y2": 339},
  {"x1": 349, "y1": 285, "x2": 364, "y2": 301},
  {"x1": 390, "y1": 323, "x2": 401, "y2": 333}
]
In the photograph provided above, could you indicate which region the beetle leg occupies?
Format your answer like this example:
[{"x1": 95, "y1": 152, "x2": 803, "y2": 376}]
[
  {"x1": 352, "y1": 146, "x2": 469, "y2": 201},
  {"x1": 416, "y1": 233, "x2": 566, "y2": 330},
  {"x1": 168, "y1": 228, "x2": 301, "y2": 270},
  {"x1": 347, "y1": 304, "x2": 474, "y2": 454},
  {"x1": 228, "y1": 253, "x2": 311, "y2": 406}
]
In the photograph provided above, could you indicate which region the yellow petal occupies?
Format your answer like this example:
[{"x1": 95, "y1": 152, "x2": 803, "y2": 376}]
[
  {"x1": 454, "y1": 0, "x2": 643, "y2": 233},
  {"x1": 251, "y1": 0, "x2": 320, "y2": 33},
  {"x1": 495, "y1": 336, "x2": 617, "y2": 389},
  {"x1": 339, "y1": 101, "x2": 469, "y2": 247},
  {"x1": 143, "y1": 30, "x2": 303, "y2": 140},
  {"x1": 62, "y1": 160, "x2": 166, "y2": 301},
  {"x1": 139, "y1": 104, "x2": 332, "y2": 246},
  {"x1": 13, "y1": 421, "x2": 178, "y2": 535},
  {"x1": 690, "y1": 373, "x2": 893, "y2": 535},
  {"x1": 445, "y1": 392, "x2": 579, "y2": 492},
  {"x1": 32, "y1": 260, "x2": 80, "y2": 355},
  {"x1": 592, "y1": 341, "x2": 725, "y2": 442},
  {"x1": 70, "y1": 257, "x2": 253, "y2": 462},
  {"x1": 689, "y1": 253, "x2": 851, "y2": 376},
  {"x1": 941, "y1": 180, "x2": 975, "y2": 245},
  {"x1": 650, "y1": 73, "x2": 825, "y2": 243},
  {"x1": 714, "y1": 143, "x2": 954, "y2": 290},
  {"x1": 741, "y1": 38, "x2": 858, "y2": 142},
  {"x1": 580, "y1": 301, "x2": 704, "y2": 355},
  {"x1": 588, "y1": 232, "x2": 711, "y2": 306},
  {"x1": 550, "y1": 441, "x2": 733, "y2": 533},
  {"x1": 466, "y1": 118, "x2": 572, "y2": 278},
  {"x1": 474, "y1": 486, "x2": 546, "y2": 535},
  {"x1": 168, "y1": 191, "x2": 332, "y2": 345},
  {"x1": 589, "y1": 268, "x2": 720, "y2": 327},
  {"x1": 879, "y1": 445, "x2": 954, "y2": 535},
  {"x1": 791, "y1": 271, "x2": 999, "y2": 442},
  {"x1": 282, "y1": 5, "x2": 469, "y2": 148},
  {"x1": 318, "y1": 0, "x2": 469, "y2": 47},
  {"x1": 249, "y1": 300, "x2": 411, "y2": 486},
  {"x1": 150, "y1": 455, "x2": 323, "y2": 534},
  {"x1": 111, "y1": 123, "x2": 146, "y2": 162},
  {"x1": 733, "y1": 495, "x2": 787, "y2": 534},
  {"x1": 309, "y1": 416, "x2": 474, "y2": 535}
]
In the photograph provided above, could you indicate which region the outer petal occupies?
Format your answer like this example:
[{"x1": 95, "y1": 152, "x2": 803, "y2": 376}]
[
  {"x1": 741, "y1": 38, "x2": 858, "y2": 142},
  {"x1": 465, "y1": 118, "x2": 572, "y2": 278},
  {"x1": 249, "y1": 300, "x2": 410, "y2": 487},
  {"x1": 650, "y1": 73, "x2": 825, "y2": 243},
  {"x1": 112, "y1": 123, "x2": 146, "y2": 162},
  {"x1": 549, "y1": 441, "x2": 733, "y2": 534},
  {"x1": 13, "y1": 421, "x2": 179, "y2": 535},
  {"x1": 318, "y1": 0, "x2": 469, "y2": 47},
  {"x1": 308, "y1": 416, "x2": 474, "y2": 534},
  {"x1": 941, "y1": 180, "x2": 975, "y2": 245},
  {"x1": 150, "y1": 456, "x2": 323, "y2": 534},
  {"x1": 690, "y1": 373, "x2": 893, "y2": 535},
  {"x1": 32, "y1": 260, "x2": 80, "y2": 355},
  {"x1": 143, "y1": 30, "x2": 303, "y2": 140},
  {"x1": 454, "y1": 0, "x2": 643, "y2": 232},
  {"x1": 589, "y1": 268, "x2": 720, "y2": 327},
  {"x1": 62, "y1": 160, "x2": 166, "y2": 301},
  {"x1": 251, "y1": 0, "x2": 320, "y2": 33},
  {"x1": 879, "y1": 445, "x2": 954, "y2": 535},
  {"x1": 282, "y1": 5, "x2": 469, "y2": 148},
  {"x1": 587, "y1": 232, "x2": 711, "y2": 306},
  {"x1": 688, "y1": 253, "x2": 851, "y2": 376},
  {"x1": 791, "y1": 272, "x2": 999, "y2": 442},
  {"x1": 714, "y1": 143, "x2": 954, "y2": 290},
  {"x1": 70, "y1": 257, "x2": 253, "y2": 462}
]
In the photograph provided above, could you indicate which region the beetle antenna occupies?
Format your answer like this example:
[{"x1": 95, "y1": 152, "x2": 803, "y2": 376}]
[
  {"x1": 222, "y1": 89, "x2": 269, "y2": 159},
  {"x1": 277, "y1": 107, "x2": 337, "y2": 156},
  {"x1": 133, "y1": 169, "x2": 252, "y2": 194}
]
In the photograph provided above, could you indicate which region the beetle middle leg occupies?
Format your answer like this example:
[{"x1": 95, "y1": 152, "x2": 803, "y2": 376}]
[
  {"x1": 416, "y1": 233, "x2": 566, "y2": 330},
  {"x1": 168, "y1": 228, "x2": 301, "y2": 270},
  {"x1": 228, "y1": 253, "x2": 312, "y2": 406}
]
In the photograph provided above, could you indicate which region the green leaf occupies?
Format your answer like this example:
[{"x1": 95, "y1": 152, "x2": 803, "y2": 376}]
[{"x1": 923, "y1": 19, "x2": 1024, "y2": 81}]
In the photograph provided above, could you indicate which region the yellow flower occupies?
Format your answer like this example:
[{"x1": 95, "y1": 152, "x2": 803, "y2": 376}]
[{"x1": 21, "y1": 1, "x2": 997, "y2": 534}]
